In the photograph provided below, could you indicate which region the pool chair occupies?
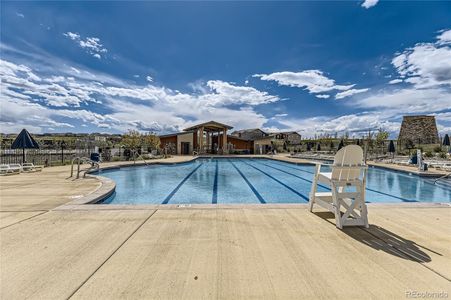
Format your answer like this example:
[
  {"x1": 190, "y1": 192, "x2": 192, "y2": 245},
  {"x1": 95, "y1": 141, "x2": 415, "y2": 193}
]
[
  {"x1": 9, "y1": 164, "x2": 23, "y2": 173},
  {"x1": 0, "y1": 164, "x2": 20, "y2": 176},
  {"x1": 22, "y1": 163, "x2": 43, "y2": 172},
  {"x1": 309, "y1": 145, "x2": 369, "y2": 229}
]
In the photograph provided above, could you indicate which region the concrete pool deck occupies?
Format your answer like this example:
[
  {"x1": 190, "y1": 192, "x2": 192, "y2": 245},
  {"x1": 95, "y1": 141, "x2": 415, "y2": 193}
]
[{"x1": 1, "y1": 155, "x2": 450, "y2": 299}]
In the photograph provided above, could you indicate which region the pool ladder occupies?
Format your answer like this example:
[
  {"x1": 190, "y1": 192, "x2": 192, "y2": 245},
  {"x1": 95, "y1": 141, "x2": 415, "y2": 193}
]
[
  {"x1": 434, "y1": 172, "x2": 451, "y2": 185},
  {"x1": 70, "y1": 157, "x2": 100, "y2": 179},
  {"x1": 130, "y1": 150, "x2": 149, "y2": 166}
]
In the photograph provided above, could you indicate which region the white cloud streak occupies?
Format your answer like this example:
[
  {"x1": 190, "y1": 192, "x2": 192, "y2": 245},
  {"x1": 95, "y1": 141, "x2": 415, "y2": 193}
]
[
  {"x1": 253, "y1": 70, "x2": 355, "y2": 94},
  {"x1": 361, "y1": 0, "x2": 379, "y2": 9},
  {"x1": 388, "y1": 79, "x2": 403, "y2": 84},
  {"x1": 63, "y1": 32, "x2": 108, "y2": 59},
  {"x1": 335, "y1": 88, "x2": 369, "y2": 99}
]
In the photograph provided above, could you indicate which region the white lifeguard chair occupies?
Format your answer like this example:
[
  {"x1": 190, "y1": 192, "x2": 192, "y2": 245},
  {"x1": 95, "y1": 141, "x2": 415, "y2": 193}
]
[{"x1": 309, "y1": 145, "x2": 369, "y2": 229}]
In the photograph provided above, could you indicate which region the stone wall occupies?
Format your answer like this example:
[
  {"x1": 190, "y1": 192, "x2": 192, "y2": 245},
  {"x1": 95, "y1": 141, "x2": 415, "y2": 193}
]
[{"x1": 398, "y1": 115, "x2": 439, "y2": 144}]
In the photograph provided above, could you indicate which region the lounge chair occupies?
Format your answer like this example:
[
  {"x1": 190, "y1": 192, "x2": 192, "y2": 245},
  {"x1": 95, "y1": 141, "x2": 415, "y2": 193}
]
[
  {"x1": 0, "y1": 164, "x2": 20, "y2": 175},
  {"x1": 309, "y1": 145, "x2": 369, "y2": 229},
  {"x1": 9, "y1": 164, "x2": 23, "y2": 173},
  {"x1": 22, "y1": 163, "x2": 43, "y2": 172}
]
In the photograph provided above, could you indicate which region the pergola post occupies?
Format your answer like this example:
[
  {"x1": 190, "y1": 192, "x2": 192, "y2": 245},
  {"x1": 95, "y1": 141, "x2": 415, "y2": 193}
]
[
  {"x1": 223, "y1": 128, "x2": 228, "y2": 154},
  {"x1": 199, "y1": 126, "x2": 204, "y2": 152},
  {"x1": 206, "y1": 131, "x2": 210, "y2": 153}
]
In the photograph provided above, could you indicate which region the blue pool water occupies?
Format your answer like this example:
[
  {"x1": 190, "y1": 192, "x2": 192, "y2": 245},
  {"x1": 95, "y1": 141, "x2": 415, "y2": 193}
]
[{"x1": 98, "y1": 158, "x2": 451, "y2": 204}]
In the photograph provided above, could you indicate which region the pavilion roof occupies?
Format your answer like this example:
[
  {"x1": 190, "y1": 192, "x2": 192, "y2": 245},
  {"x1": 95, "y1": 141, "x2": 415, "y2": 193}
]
[{"x1": 183, "y1": 120, "x2": 233, "y2": 132}]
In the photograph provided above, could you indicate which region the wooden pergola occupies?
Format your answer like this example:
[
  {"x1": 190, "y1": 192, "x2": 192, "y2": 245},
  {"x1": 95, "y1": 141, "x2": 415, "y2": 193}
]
[{"x1": 184, "y1": 121, "x2": 233, "y2": 154}]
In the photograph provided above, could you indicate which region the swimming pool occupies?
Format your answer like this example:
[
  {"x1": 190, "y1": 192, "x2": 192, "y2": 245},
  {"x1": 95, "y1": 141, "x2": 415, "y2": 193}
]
[{"x1": 97, "y1": 158, "x2": 451, "y2": 204}]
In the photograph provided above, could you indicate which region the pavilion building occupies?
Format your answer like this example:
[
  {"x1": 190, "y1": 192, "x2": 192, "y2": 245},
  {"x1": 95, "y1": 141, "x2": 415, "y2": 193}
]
[
  {"x1": 159, "y1": 121, "x2": 252, "y2": 155},
  {"x1": 159, "y1": 120, "x2": 302, "y2": 155}
]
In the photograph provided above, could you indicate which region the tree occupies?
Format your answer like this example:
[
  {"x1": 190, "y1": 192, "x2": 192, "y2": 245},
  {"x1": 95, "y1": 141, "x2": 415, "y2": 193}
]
[
  {"x1": 375, "y1": 128, "x2": 389, "y2": 155},
  {"x1": 364, "y1": 130, "x2": 374, "y2": 163},
  {"x1": 121, "y1": 130, "x2": 142, "y2": 151},
  {"x1": 122, "y1": 130, "x2": 161, "y2": 156},
  {"x1": 143, "y1": 132, "x2": 160, "y2": 151}
]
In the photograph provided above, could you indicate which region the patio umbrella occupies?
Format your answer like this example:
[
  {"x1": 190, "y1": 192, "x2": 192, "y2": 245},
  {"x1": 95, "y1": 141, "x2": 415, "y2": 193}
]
[
  {"x1": 338, "y1": 139, "x2": 344, "y2": 150},
  {"x1": 388, "y1": 140, "x2": 396, "y2": 158},
  {"x1": 443, "y1": 134, "x2": 450, "y2": 146},
  {"x1": 11, "y1": 128, "x2": 40, "y2": 163},
  {"x1": 444, "y1": 134, "x2": 450, "y2": 153}
]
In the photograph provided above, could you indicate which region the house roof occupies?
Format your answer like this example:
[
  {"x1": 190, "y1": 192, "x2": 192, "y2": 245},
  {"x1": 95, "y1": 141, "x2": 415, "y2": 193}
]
[
  {"x1": 276, "y1": 131, "x2": 302, "y2": 136},
  {"x1": 231, "y1": 128, "x2": 266, "y2": 134}
]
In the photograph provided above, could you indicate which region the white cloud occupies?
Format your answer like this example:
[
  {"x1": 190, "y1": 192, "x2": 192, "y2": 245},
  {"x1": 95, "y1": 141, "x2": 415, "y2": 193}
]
[
  {"x1": 437, "y1": 29, "x2": 451, "y2": 45},
  {"x1": 16, "y1": 12, "x2": 25, "y2": 18},
  {"x1": 63, "y1": 32, "x2": 108, "y2": 59},
  {"x1": 276, "y1": 113, "x2": 400, "y2": 138},
  {"x1": 63, "y1": 32, "x2": 80, "y2": 40},
  {"x1": 0, "y1": 58, "x2": 280, "y2": 133},
  {"x1": 388, "y1": 79, "x2": 403, "y2": 84},
  {"x1": 315, "y1": 94, "x2": 330, "y2": 99},
  {"x1": 253, "y1": 70, "x2": 356, "y2": 94},
  {"x1": 361, "y1": 0, "x2": 379, "y2": 9},
  {"x1": 355, "y1": 88, "x2": 451, "y2": 113},
  {"x1": 202, "y1": 80, "x2": 279, "y2": 106},
  {"x1": 70, "y1": 67, "x2": 81, "y2": 74},
  {"x1": 335, "y1": 88, "x2": 369, "y2": 99},
  {"x1": 146, "y1": 75, "x2": 153, "y2": 82},
  {"x1": 392, "y1": 30, "x2": 451, "y2": 88}
]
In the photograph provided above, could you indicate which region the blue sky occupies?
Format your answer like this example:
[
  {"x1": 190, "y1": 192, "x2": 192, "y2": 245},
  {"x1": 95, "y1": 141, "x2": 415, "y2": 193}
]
[{"x1": 1, "y1": 1, "x2": 450, "y2": 137}]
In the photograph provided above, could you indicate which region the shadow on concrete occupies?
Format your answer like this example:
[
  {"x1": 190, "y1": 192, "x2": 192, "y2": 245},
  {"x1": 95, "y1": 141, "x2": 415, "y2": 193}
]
[{"x1": 313, "y1": 211, "x2": 436, "y2": 263}]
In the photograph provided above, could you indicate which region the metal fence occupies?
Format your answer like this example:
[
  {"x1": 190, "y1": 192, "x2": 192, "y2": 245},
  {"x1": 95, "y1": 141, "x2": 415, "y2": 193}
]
[{"x1": 0, "y1": 148, "x2": 94, "y2": 166}]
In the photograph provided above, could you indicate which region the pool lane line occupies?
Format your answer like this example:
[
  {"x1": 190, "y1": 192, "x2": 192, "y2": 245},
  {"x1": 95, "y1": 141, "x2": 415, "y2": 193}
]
[
  {"x1": 67, "y1": 209, "x2": 158, "y2": 299},
  {"x1": 239, "y1": 160, "x2": 309, "y2": 202},
  {"x1": 161, "y1": 163, "x2": 204, "y2": 204},
  {"x1": 212, "y1": 160, "x2": 219, "y2": 204},
  {"x1": 268, "y1": 160, "x2": 315, "y2": 174},
  {"x1": 255, "y1": 160, "x2": 417, "y2": 203},
  {"x1": 228, "y1": 160, "x2": 266, "y2": 204},
  {"x1": 255, "y1": 161, "x2": 315, "y2": 185}
]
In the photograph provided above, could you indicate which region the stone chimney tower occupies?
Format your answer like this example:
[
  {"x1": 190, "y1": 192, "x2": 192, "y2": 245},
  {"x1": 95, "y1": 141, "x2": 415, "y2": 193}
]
[{"x1": 398, "y1": 115, "x2": 439, "y2": 144}]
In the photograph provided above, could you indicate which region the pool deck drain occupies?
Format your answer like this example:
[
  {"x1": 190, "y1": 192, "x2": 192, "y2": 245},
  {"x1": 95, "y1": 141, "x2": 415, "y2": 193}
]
[{"x1": 1, "y1": 155, "x2": 450, "y2": 299}]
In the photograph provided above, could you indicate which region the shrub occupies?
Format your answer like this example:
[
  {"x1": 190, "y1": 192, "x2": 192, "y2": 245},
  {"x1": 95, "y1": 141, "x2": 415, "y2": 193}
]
[
  {"x1": 424, "y1": 151, "x2": 433, "y2": 158},
  {"x1": 433, "y1": 146, "x2": 442, "y2": 153}
]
